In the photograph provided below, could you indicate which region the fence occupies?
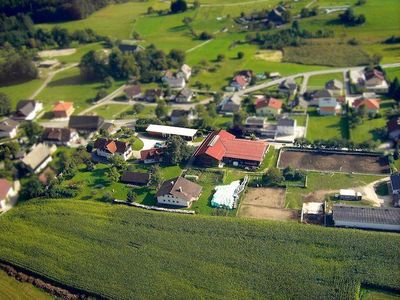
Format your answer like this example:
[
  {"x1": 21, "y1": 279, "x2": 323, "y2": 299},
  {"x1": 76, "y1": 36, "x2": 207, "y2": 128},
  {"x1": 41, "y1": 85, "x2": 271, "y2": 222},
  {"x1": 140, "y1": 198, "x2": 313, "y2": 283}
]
[{"x1": 113, "y1": 200, "x2": 196, "y2": 215}]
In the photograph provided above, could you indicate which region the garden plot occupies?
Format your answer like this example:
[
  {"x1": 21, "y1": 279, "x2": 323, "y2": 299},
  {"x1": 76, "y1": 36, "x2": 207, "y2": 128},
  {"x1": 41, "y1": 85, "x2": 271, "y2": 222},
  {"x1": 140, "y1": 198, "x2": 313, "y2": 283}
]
[{"x1": 239, "y1": 188, "x2": 297, "y2": 221}]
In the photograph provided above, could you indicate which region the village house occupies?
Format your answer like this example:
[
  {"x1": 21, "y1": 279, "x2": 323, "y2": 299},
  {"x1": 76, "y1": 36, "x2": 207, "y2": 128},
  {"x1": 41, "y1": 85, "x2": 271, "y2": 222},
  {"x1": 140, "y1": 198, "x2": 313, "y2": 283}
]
[
  {"x1": 387, "y1": 117, "x2": 400, "y2": 140},
  {"x1": 124, "y1": 85, "x2": 142, "y2": 100},
  {"x1": 193, "y1": 130, "x2": 268, "y2": 168},
  {"x1": 279, "y1": 78, "x2": 297, "y2": 96},
  {"x1": 52, "y1": 101, "x2": 74, "y2": 118},
  {"x1": 94, "y1": 138, "x2": 132, "y2": 161},
  {"x1": 175, "y1": 87, "x2": 193, "y2": 103},
  {"x1": 0, "y1": 118, "x2": 19, "y2": 138},
  {"x1": 162, "y1": 71, "x2": 186, "y2": 89},
  {"x1": 268, "y1": 5, "x2": 287, "y2": 25},
  {"x1": 277, "y1": 117, "x2": 297, "y2": 136},
  {"x1": 364, "y1": 69, "x2": 388, "y2": 93},
  {"x1": 146, "y1": 124, "x2": 197, "y2": 141},
  {"x1": 170, "y1": 109, "x2": 196, "y2": 125},
  {"x1": 156, "y1": 176, "x2": 202, "y2": 207},
  {"x1": 218, "y1": 95, "x2": 241, "y2": 114},
  {"x1": 21, "y1": 143, "x2": 56, "y2": 174},
  {"x1": 244, "y1": 116, "x2": 267, "y2": 134},
  {"x1": 332, "y1": 204, "x2": 400, "y2": 232},
  {"x1": 230, "y1": 75, "x2": 248, "y2": 91},
  {"x1": 325, "y1": 79, "x2": 344, "y2": 97},
  {"x1": 14, "y1": 100, "x2": 43, "y2": 121},
  {"x1": 318, "y1": 97, "x2": 341, "y2": 116},
  {"x1": 140, "y1": 147, "x2": 164, "y2": 164},
  {"x1": 42, "y1": 128, "x2": 78, "y2": 146},
  {"x1": 390, "y1": 173, "x2": 400, "y2": 207},
  {"x1": 352, "y1": 98, "x2": 380, "y2": 115},
  {"x1": 120, "y1": 171, "x2": 150, "y2": 186},
  {"x1": 255, "y1": 97, "x2": 283, "y2": 117},
  {"x1": 144, "y1": 89, "x2": 163, "y2": 102},
  {"x1": 177, "y1": 64, "x2": 192, "y2": 81},
  {"x1": 68, "y1": 116, "x2": 105, "y2": 134},
  {"x1": 0, "y1": 179, "x2": 16, "y2": 210}
]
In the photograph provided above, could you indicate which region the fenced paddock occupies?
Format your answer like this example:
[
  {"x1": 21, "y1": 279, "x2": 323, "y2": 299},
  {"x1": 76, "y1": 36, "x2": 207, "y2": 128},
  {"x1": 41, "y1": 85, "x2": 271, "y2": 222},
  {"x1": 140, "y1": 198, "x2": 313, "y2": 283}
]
[{"x1": 278, "y1": 149, "x2": 390, "y2": 175}]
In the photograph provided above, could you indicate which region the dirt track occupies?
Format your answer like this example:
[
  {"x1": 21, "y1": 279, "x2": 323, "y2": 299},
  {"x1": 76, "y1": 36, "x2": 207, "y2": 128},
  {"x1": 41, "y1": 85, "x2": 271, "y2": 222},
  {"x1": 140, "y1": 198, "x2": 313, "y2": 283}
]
[{"x1": 278, "y1": 150, "x2": 390, "y2": 174}]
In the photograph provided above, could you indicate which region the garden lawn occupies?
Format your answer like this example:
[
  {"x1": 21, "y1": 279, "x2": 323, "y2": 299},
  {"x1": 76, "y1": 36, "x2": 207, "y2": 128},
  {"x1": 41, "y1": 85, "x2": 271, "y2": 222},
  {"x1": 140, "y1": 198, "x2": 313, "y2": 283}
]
[
  {"x1": 285, "y1": 172, "x2": 383, "y2": 209},
  {"x1": 0, "y1": 270, "x2": 51, "y2": 300},
  {"x1": 0, "y1": 200, "x2": 398, "y2": 299},
  {"x1": 259, "y1": 146, "x2": 279, "y2": 170},
  {"x1": 307, "y1": 72, "x2": 344, "y2": 89},
  {"x1": 307, "y1": 111, "x2": 348, "y2": 141},
  {"x1": 0, "y1": 79, "x2": 44, "y2": 109},
  {"x1": 386, "y1": 66, "x2": 400, "y2": 81},
  {"x1": 120, "y1": 105, "x2": 157, "y2": 119},
  {"x1": 37, "y1": 67, "x2": 124, "y2": 114},
  {"x1": 350, "y1": 118, "x2": 386, "y2": 144},
  {"x1": 86, "y1": 104, "x2": 132, "y2": 119}
]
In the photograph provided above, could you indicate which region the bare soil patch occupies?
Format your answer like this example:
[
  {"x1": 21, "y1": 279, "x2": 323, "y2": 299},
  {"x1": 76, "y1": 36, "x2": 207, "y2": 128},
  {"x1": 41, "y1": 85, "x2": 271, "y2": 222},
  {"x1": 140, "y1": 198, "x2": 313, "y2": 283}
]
[
  {"x1": 239, "y1": 188, "x2": 297, "y2": 221},
  {"x1": 278, "y1": 150, "x2": 389, "y2": 174},
  {"x1": 255, "y1": 50, "x2": 283, "y2": 62},
  {"x1": 38, "y1": 49, "x2": 76, "y2": 58}
]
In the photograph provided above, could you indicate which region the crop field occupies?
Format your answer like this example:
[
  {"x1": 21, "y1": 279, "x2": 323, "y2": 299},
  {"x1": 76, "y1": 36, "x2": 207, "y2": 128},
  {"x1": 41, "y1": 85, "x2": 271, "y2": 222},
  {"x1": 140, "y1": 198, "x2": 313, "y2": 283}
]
[
  {"x1": 278, "y1": 150, "x2": 390, "y2": 175},
  {"x1": 0, "y1": 200, "x2": 399, "y2": 299},
  {"x1": 239, "y1": 188, "x2": 297, "y2": 221},
  {"x1": 0, "y1": 270, "x2": 51, "y2": 300}
]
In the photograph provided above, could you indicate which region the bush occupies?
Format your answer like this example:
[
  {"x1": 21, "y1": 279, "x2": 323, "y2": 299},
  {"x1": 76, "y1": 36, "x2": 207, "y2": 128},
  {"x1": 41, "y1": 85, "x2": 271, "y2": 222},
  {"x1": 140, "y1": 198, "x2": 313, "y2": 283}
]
[
  {"x1": 170, "y1": 0, "x2": 187, "y2": 13},
  {"x1": 127, "y1": 190, "x2": 137, "y2": 203},
  {"x1": 198, "y1": 31, "x2": 213, "y2": 40},
  {"x1": 237, "y1": 51, "x2": 244, "y2": 59}
]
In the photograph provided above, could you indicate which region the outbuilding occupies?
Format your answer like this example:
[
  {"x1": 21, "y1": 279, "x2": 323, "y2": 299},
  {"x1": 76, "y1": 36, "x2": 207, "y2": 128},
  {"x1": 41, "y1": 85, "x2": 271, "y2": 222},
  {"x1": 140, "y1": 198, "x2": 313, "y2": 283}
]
[{"x1": 146, "y1": 124, "x2": 197, "y2": 141}]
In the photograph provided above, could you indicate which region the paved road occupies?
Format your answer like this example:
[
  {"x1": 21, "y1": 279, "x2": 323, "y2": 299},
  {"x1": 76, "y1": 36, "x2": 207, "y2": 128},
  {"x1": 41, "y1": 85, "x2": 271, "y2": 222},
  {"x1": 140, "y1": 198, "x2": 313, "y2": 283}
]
[{"x1": 30, "y1": 63, "x2": 79, "y2": 99}]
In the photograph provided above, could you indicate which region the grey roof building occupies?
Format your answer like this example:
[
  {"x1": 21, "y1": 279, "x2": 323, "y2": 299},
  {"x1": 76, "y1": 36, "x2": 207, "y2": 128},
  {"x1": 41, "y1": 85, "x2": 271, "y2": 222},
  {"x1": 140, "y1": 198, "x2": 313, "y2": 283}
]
[
  {"x1": 325, "y1": 79, "x2": 343, "y2": 91},
  {"x1": 333, "y1": 204, "x2": 400, "y2": 232}
]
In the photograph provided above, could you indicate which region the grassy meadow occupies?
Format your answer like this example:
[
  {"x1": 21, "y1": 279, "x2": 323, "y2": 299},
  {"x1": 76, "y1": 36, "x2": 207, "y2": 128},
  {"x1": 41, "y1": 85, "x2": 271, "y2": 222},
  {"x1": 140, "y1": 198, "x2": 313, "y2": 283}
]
[
  {"x1": 306, "y1": 110, "x2": 348, "y2": 141},
  {"x1": 0, "y1": 200, "x2": 398, "y2": 299},
  {"x1": 307, "y1": 72, "x2": 344, "y2": 89},
  {"x1": 0, "y1": 79, "x2": 44, "y2": 109}
]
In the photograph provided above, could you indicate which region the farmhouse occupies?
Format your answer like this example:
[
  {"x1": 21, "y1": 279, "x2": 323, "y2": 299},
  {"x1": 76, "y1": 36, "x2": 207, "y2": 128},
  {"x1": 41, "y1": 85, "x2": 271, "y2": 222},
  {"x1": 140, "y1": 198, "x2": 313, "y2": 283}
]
[
  {"x1": 140, "y1": 147, "x2": 164, "y2": 164},
  {"x1": 177, "y1": 64, "x2": 192, "y2": 81},
  {"x1": 175, "y1": 87, "x2": 193, "y2": 103},
  {"x1": 146, "y1": 124, "x2": 197, "y2": 141},
  {"x1": 244, "y1": 116, "x2": 267, "y2": 134},
  {"x1": 94, "y1": 138, "x2": 132, "y2": 161},
  {"x1": 255, "y1": 97, "x2": 283, "y2": 117},
  {"x1": 144, "y1": 89, "x2": 163, "y2": 102},
  {"x1": 156, "y1": 177, "x2": 202, "y2": 207},
  {"x1": 42, "y1": 128, "x2": 78, "y2": 146},
  {"x1": 22, "y1": 143, "x2": 56, "y2": 174},
  {"x1": 318, "y1": 97, "x2": 341, "y2": 116},
  {"x1": 325, "y1": 79, "x2": 344, "y2": 96},
  {"x1": 0, "y1": 118, "x2": 19, "y2": 138},
  {"x1": 0, "y1": 179, "x2": 15, "y2": 210},
  {"x1": 52, "y1": 101, "x2": 74, "y2": 118},
  {"x1": 277, "y1": 117, "x2": 297, "y2": 135},
  {"x1": 124, "y1": 85, "x2": 142, "y2": 100},
  {"x1": 218, "y1": 95, "x2": 241, "y2": 114},
  {"x1": 170, "y1": 109, "x2": 196, "y2": 125},
  {"x1": 120, "y1": 171, "x2": 150, "y2": 186},
  {"x1": 162, "y1": 74, "x2": 186, "y2": 89},
  {"x1": 364, "y1": 69, "x2": 388, "y2": 93},
  {"x1": 193, "y1": 130, "x2": 268, "y2": 168},
  {"x1": 332, "y1": 204, "x2": 400, "y2": 232},
  {"x1": 352, "y1": 98, "x2": 380, "y2": 114},
  {"x1": 68, "y1": 116, "x2": 105, "y2": 133},
  {"x1": 14, "y1": 100, "x2": 43, "y2": 121}
]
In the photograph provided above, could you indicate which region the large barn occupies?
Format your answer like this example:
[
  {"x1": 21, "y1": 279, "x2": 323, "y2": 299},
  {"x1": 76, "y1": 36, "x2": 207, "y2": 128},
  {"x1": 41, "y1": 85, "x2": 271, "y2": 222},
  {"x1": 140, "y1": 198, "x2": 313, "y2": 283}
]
[{"x1": 193, "y1": 130, "x2": 268, "y2": 168}]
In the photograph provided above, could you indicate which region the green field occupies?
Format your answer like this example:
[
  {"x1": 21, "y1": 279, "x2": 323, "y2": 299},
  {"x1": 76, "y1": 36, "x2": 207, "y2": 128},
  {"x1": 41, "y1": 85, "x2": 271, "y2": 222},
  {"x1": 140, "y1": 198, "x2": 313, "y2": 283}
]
[
  {"x1": 386, "y1": 67, "x2": 400, "y2": 81},
  {"x1": 0, "y1": 200, "x2": 398, "y2": 299},
  {"x1": 285, "y1": 172, "x2": 383, "y2": 209},
  {"x1": 0, "y1": 79, "x2": 44, "y2": 109},
  {"x1": 37, "y1": 67, "x2": 124, "y2": 114},
  {"x1": 0, "y1": 270, "x2": 51, "y2": 300},
  {"x1": 307, "y1": 111, "x2": 348, "y2": 141},
  {"x1": 307, "y1": 72, "x2": 344, "y2": 89},
  {"x1": 350, "y1": 118, "x2": 386, "y2": 144},
  {"x1": 87, "y1": 103, "x2": 132, "y2": 119}
]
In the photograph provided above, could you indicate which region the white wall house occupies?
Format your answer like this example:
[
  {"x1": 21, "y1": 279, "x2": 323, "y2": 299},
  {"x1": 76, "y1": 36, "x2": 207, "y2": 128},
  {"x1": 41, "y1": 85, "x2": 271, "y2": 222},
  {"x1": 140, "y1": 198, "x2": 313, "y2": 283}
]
[{"x1": 156, "y1": 177, "x2": 202, "y2": 207}]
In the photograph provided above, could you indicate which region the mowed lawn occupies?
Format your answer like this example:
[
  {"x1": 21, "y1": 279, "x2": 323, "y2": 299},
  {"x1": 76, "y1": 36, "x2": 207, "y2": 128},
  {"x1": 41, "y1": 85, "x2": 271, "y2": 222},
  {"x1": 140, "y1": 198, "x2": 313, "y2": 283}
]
[
  {"x1": 307, "y1": 72, "x2": 344, "y2": 89},
  {"x1": 86, "y1": 103, "x2": 132, "y2": 119},
  {"x1": 0, "y1": 200, "x2": 398, "y2": 299},
  {"x1": 0, "y1": 79, "x2": 44, "y2": 109},
  {"x1": 0, "y1": 270, "x2": 51, "y2": 300},
  {"x1": 350, "y1": 118, "x2": 386, "y2": 144},
  {"x1": 37, "y1": 67, "x2": 125, "y2": 114},
  {"x1": 306, "y1": 111, "x2": 348, "y2": 141}
]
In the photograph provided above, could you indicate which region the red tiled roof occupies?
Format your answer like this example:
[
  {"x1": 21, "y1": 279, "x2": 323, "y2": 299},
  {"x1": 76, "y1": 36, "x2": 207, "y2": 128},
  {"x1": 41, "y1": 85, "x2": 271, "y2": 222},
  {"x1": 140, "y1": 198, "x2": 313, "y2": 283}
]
[
  {"x1": 255, "y1": 97, "x2": 282, "y2": 109},
  {"x1": 352, "y1": 98, "x2": 380, "y2": 110},
  {"x1": 233, "y1": 75, "x2": 247, "y2": 86},
  {"x1": 52, "y1": 101, "x2": 73, "y2": 112},
  {"x1": 0, "y1": 179, "x2": 12, "y2": 200},
  {"x1": 140, "y1": 148, "x2": 164, "y2": 160},
  {"x1": 193, "y1": 130, "x2": 268, "y2": 162}
]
